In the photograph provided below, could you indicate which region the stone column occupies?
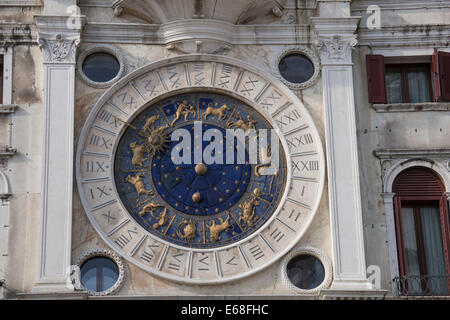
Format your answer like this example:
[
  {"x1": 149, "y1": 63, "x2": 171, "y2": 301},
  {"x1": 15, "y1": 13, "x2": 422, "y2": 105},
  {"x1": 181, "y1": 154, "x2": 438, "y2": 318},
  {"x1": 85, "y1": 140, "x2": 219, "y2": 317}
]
[
  {"x1": 312, "y1": 11, "x2": 373, "y2": 291},
  {"x1": 381, "y1": 192, "x2": 399, "y2": 295},
  {"x1": 32, "y1": 14, "x2": 84, "y2": 293}
]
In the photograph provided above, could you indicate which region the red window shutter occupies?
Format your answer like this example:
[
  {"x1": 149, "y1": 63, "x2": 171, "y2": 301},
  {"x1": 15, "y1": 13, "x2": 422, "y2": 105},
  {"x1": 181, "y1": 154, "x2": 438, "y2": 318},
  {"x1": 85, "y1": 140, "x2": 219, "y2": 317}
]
[
  {"x1": 432, "y1": 49, "x2": 441, "y2": 102},
  {"x1": 366, "y1": 55, "x2": 386, "y2": 104},
  {"x1": 439, "y1": 51, "x2": 450, "y2": 101}
]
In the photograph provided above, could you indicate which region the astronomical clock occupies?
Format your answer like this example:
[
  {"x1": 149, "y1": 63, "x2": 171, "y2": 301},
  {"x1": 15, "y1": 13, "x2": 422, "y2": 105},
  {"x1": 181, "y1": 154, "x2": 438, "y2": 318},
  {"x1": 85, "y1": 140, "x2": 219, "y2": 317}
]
[{"x1": 76, "y1": 55, "x2": 325, "y2": 284}]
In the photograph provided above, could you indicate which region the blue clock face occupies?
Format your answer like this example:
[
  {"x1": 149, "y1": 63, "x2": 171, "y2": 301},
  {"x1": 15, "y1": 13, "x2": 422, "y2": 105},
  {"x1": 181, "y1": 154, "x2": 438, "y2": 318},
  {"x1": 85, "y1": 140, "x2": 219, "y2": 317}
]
[{"x1": 114, "y1": 92, "x2": 287, "y2": 249}]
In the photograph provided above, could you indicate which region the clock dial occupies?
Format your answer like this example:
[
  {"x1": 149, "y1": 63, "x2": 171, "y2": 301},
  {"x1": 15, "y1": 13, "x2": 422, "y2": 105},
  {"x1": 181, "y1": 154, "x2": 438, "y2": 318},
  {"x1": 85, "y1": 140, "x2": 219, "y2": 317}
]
[
  {"x1": 76, "y1": 56, "x2": 325, "y2": 283},
  {"x1": 114, "y1": 92, "x2": 287, "y2": 249}
]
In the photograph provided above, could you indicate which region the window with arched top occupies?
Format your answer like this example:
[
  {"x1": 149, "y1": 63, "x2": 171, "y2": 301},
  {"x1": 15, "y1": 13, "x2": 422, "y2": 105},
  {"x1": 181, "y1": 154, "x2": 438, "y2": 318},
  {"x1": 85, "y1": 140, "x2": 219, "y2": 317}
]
[{"x1": 393, "y1": 166, "x2": 450, "y2": 295}]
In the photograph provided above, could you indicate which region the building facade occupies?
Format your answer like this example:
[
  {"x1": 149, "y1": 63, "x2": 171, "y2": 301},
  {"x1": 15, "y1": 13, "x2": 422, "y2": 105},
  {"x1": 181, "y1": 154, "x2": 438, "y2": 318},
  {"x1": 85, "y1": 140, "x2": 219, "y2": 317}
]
[{"x1": 0, "y1": 0, "x2": 449, "y2": 299}]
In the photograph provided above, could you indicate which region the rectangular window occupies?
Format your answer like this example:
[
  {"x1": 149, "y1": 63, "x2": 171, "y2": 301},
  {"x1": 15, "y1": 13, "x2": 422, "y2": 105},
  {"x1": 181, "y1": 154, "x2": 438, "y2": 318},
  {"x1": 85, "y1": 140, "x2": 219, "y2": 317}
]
[
  {"x1": 385, "y1": 64, "x2": 432, "y2": 104},
  {"x1": 366, "y1": 52, "x2": 450, "y2": 104}
]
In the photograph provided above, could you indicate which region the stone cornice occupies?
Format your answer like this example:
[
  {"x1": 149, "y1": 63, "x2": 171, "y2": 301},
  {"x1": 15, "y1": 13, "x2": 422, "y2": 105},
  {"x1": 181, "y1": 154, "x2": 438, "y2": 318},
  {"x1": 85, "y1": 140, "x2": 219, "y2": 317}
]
[
  {"x1": 0, "y1": 105, "x2": 18, "y2": 114},
  {"x1": 358, "y1": 24, "x2": 450, "y2": 49},
  {"x1": 34, "y1": 15, "x2": 85, "y2": 63},
  {"x1": 82, "y1": 21, "x2": 312, "y2": 46},
  {"x1": 374, "y1": 148, "x2": 450, "y2": 160}
]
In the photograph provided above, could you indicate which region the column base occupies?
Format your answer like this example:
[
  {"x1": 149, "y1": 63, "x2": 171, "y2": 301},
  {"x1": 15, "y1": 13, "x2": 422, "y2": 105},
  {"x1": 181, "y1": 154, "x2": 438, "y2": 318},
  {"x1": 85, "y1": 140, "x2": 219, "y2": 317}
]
[{"x1": 31, "y1": 280, "x2": 75, "y2": 295}]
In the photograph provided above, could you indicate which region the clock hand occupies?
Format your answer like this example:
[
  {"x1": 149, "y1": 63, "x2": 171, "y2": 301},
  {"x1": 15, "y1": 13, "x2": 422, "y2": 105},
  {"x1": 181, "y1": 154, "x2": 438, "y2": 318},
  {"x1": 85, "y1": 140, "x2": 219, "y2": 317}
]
[{"x1": 113, "y1": 116, "x2": 149, "y2": 138}]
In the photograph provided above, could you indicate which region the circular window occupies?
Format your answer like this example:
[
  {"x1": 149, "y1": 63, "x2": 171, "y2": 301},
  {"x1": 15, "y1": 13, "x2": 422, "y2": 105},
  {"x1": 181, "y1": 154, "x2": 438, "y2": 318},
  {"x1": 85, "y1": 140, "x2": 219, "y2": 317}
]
[
  {"x1": 279, "y1": 54, "x2": 315, "y2": 84},
  {"x1": 286, "y1": 254, "x2": 325, "y2": 290},
  {"x1": 75, "y1": 248, "x2": 126, "y2": 296},
  {"x1": 77, "y1": 44, "x2": 126, "y2": 88},
  {"x1": 281, "y1": 246, "x2": 332, "y2": 294},
  {"x1": 82, "y1": 52, "x2": 120, "y2": 83},
  {"x1": 80, "y1": 256, "x2": 119, "y2": 293},
  {"x1": 273, "y1": 46, "x2": 320, "y2": 89}
]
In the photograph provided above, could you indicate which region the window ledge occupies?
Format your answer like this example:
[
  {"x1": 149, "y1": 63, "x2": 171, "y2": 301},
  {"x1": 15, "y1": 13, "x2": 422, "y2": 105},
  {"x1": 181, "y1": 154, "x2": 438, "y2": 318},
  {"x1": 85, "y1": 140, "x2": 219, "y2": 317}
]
[
  {"x1": 0, "y1": 104, "x2": 18, "y2": 114},
  {"x1": 372, "y1": 102, "x2": 450, "y2": 113},
  {"x1": 0, "y1": 147, "x2": 17, "y2": 160}
]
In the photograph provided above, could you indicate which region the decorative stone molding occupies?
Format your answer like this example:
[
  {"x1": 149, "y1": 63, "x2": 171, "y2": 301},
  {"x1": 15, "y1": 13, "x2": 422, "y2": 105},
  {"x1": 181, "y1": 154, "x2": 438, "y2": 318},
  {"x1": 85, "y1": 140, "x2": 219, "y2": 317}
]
[
  {"x1": 316, "y1": 35, "x2": 357, "y2": 65},
  {"x1": 38, "y1": 36, "x2": 80, "y2": 63},
  {"x1": 374, "y1": 149, "x2": 450, "y2": 191},
  {"x1": 77, "y1": 44, "x2": 127, "y2": 88},
  {"x1": 0, "y1": 105, "x2": 18, "y2": 114},
  {"x1": 272, "y1": 45, "x2": 321, "y2": 90},
  {"x1": 0, "y1": 147, "x2": 17, "y2": 160},
  {"x1": 374, "y1": 150, "x2": 450, "y2": 193},
  {"x1": 372, "y1": 102, "x2": 450, "y2": 113},
  {"x1": 35, "y1": 15, "x2": 85, "y2": 64},
  {"x1": 74, "y1": 248, "x2": 126, "y2": 296},
  {"x1": 280, "y1": 246, "x2": 333, "y2": 295},
  {"x1": 165, "y1": 40, "x2": 232, "y2": 56}
]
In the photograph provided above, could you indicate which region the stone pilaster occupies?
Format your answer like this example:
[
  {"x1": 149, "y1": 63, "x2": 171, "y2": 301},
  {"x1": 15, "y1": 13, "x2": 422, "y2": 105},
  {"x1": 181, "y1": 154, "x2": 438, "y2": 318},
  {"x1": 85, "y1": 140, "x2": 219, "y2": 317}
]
[
  {"x1": 311, "y1": 14, "x2": 374, "y2": 292},
  {"x1": 32, "y1": 14, "x2": 84, "y2": 293}
]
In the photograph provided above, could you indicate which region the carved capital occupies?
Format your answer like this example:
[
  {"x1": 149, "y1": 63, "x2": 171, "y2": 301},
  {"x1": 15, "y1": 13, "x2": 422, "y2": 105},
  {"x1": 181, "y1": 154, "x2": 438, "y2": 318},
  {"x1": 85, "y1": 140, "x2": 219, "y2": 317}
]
[
  {"x1": 35, "y1": 15, "x2": 85, "y2": 64},
  {"x1": 316, "y1": 35, "x2": 357, "y2": 65},
  {"x1": 38, "y1": 35, "x2": 80, "y2": 63}
]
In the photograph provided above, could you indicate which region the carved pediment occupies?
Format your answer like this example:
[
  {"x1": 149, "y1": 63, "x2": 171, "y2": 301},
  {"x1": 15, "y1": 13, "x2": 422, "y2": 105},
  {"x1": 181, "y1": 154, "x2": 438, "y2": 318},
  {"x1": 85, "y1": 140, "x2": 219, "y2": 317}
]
[{"x1": 112, "y1": 0, "x2": 286, "y2": 25}]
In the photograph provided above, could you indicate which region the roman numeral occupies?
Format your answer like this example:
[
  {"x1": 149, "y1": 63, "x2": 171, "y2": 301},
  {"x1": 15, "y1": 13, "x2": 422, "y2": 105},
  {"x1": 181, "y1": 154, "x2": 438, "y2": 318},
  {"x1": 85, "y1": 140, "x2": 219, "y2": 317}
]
[
  {"x1": 140, "y1": 250, "x2": 154, "y2": 263},
  {"x1": 286, "y1": 133, "x2": 313, "y2": 150},
  {"x1": 292, "y1": 160, "x2": 319, "y2": 172},
  {"x1": 115, "y1": 234, "x2": 130, "y2": 249},
  {"x1": 269, "y1": 228, "x2": 285, "y2": 242},
  {"x1": 241, "y1": 76, "x2": 258, "y2": 96},
  {"x1": 288, "y1": 209, "x2": 301, "y2": 222},
  {"x1": 276, "y1": 110, "x2": 301, "y2": 129},
  {"x1": 117, "y1": 92, "x2": 137, "y2": 110},
  {"x1": 140, "y1": 241, "x2": 160, "y2": 263},
  {"x1": 98, "y1": 109, "x2": 113, "y2": 123},
  {"x1": 226, "y1": 256, "x2": 238, "y2": 266},
  {"x1": 140, "y1": 76, "x2": 160, "y2": 97},
  {"x1": 102, "y1": 210, "x2": 116, "y2": 224},
  {"x1": 168, "y1": 262, "x2": 180, "y2": 271},
  {"x1": 260, "y1": 90, "x2": 281, "y2": 110},
  {"x1": 217, "y1": 64, "x2": 232, "y2": 88},
  {"x1": 167, "y1": 66, "x2": 180, "y2": 88},
  {"x1": 193, "y1": 62, "x2": 205, "y2": 86},
  {"x1": 89, "y1": 134, "x2": 111, "y2": 150},
  {"x1": 86, "y1": 161, "x2": 106, "y2": 173},
  {"x1": 89, "y1": 185, "x2": 110, "y2": 199},
  {"x1": 197, "y1": 255, "x2": 210, "y2": 271},
  {"x1": 249, "y1": 244, "x2": 264, "y2": 260}
]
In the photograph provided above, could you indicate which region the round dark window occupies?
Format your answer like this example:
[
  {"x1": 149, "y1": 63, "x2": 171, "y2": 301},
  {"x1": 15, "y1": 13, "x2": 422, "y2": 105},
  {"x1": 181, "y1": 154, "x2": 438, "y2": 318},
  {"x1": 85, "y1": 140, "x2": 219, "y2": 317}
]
[
  {"x1": 82, "y1": 52, "x2": 120, "y2": 83},
  {"x1": 80, "y1": 257, "x2": 119, "y2": 292},
  {"x1": 286, "y1": 254, "x2": 325, "y2": 290},
  {"x1": 278, "y1": 54, "x2": 315, "y2": 84}
]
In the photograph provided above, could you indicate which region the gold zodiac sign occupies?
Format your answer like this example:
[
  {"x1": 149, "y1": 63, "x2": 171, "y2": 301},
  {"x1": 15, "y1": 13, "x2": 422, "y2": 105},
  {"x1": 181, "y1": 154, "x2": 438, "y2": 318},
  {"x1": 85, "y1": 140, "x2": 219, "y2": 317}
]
[
  {"x1": 117, "y1": 116, "x2": 169, "y2": 159},
  {"x1": 142, "y1": 115, "x2": 160, "y2": 132},
  {"x1": 238, "y1": 188, "x2": 262, "y2": 228},
  {"x1": 139, "y1": 201, "x2": 163, "y2": 217},
  {"x1": 177, "y1": 220, "x2": 197, "y2": 241},
  {"x1": 153, "y1": 208, "x2": 169, "y2": 229},
  {"x1": 207, "y1": 215, "x2": 231, "y2": 243},
  {"x1": 227, "y1": 114, "x2": 257, "y2": 131},
  {"x1": 125, "y1": 173, "x2": 153, "y2": 199},
  {"x1": 254, "y1": 144, "x2": 278, "y2": 177},
  {"x1": 171, "y1": 100, "x2": 196, "y2": 126},
  {"x1": 129, "y1": 142, "x2": 148, "y2": 167},
  {"x1": 202, "y1": 103, "x2": 230, "y2": 121}
]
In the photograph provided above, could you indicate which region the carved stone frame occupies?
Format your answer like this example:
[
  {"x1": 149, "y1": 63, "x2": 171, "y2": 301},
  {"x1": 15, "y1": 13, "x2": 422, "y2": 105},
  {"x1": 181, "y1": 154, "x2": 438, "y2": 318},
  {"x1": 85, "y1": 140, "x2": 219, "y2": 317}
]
[
  {"x1": 272, "y1": 46, "x2": 321, "y2": 90},
  {"x1": 280, "y1": 246, "x2": 332, "y2": 295},
  {"x1": 77, "y1": 44, "x2": 126, "y2": 89},
  {"x1": 74, "y1": 248, "x2": 126, "y2": 296}
]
